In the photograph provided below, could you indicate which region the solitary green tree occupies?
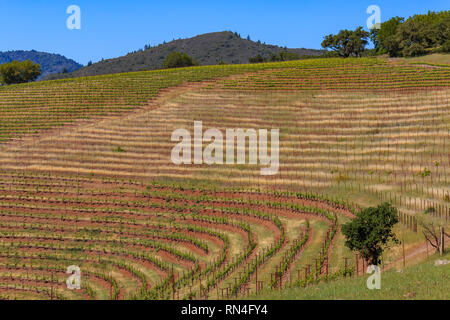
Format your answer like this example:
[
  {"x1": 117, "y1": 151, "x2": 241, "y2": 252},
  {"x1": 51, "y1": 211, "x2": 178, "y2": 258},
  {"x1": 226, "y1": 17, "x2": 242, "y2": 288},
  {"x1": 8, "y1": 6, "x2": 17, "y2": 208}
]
[
  {"x1": 0, "y1": 60, "x2": 42, "y2": 85},
  {"x1": 321, "y1": 27, "x2": 370, "y2": 58},
  {"x1": 342, "y1": 202, "x2": 399, "y2": 265}
]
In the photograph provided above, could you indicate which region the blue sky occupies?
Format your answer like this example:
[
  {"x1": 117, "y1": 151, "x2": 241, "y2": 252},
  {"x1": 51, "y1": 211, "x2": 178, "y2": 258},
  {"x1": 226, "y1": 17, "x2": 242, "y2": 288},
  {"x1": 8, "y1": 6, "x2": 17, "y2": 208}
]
[{"x1": 0, "y1": 0, "x2": 448, "y2": 65}]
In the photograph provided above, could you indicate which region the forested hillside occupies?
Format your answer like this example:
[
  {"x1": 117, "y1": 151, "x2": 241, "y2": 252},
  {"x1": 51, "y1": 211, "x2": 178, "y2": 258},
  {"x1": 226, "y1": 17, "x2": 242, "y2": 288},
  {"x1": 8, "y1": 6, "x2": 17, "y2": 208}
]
[{"x1": 0, "y1": 50, "x2": 82, "y2": 79}]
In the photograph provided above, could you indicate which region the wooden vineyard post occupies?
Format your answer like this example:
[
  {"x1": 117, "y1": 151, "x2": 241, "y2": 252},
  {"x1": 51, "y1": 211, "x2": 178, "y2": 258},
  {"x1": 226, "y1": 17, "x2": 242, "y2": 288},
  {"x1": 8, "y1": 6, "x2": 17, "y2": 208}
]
[
  {"x1": 172, "y1": 265, "x2": 175, "y2": 300},
  {"x1": 440, "y1": 226, "x2": 444, "y2": 256},
  {"x1": 255, "y1": 255, "x2": 258, "y2": 294},
  {"x1": 270, "y1": 273, "x2": 273, "y2": 290},
  {"x1": 241, "y1": 283, "x2": 246, "y2": 297},
  {"x1": 402, "y1": 238, "x2": 406, "y2": 268},
  {"x1": 362, "y1": 255, "x2": 365, "y2": 274},
  {"x1": 279, "y1": 269, "x2": 282, "y2": 291},
  {"x1": 355, "y1": 254, "x2": 359, "y2": 276}
]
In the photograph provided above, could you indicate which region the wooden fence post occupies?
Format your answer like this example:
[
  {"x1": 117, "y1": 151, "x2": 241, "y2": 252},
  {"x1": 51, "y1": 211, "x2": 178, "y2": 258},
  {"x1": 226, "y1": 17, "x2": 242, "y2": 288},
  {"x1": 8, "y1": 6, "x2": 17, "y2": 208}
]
[{"x1": 255, "y1": 255, "x2": 258, "y2": 294}]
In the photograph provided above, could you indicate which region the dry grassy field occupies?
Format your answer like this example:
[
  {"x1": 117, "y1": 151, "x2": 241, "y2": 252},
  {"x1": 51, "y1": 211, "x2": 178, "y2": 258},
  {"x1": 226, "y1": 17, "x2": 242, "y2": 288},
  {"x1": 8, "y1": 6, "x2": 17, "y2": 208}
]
[{"x1": 0, "y1": 56, "x2": 448, "y2": 299}]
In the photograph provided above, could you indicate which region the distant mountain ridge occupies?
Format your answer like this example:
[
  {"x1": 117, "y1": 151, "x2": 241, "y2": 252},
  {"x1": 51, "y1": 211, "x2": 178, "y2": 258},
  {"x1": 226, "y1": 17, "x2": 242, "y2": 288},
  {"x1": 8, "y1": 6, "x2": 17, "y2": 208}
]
[
  {"x1": 0, "y1": 50, "x2": 83, "y2": 79},
  {"x1": 45, "y1": 31, "x2": 324, "y2": 80}
]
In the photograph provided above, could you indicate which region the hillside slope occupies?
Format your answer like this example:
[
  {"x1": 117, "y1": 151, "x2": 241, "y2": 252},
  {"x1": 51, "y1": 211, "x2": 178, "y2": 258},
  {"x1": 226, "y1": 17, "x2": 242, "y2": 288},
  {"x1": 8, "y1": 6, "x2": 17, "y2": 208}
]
[
  {"x1": 0, "y1": 57, "x2": 448, "y2": 300},
  {"x1": 0, "y1": 50, "x2": 83, "y2": 79},
  {"x1": 252, "y1": 251, "x2": 450, "y2": 300},
  {"x1": 45, "y1": 31, "x2": 323, "y2": 80}
]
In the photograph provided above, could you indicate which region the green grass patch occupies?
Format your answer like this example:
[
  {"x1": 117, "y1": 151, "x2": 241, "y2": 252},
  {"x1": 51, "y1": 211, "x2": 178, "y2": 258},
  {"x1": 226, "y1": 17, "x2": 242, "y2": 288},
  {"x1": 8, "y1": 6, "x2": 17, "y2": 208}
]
[{"x1": 251, "y1": 251, "x2": 450, "y2": 300}]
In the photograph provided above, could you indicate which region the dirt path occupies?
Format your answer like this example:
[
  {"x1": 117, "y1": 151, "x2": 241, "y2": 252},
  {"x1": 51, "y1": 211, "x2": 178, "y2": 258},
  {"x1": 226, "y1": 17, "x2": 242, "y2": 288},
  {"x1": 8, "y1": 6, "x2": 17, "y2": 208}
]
[{"x1": 385, "y1": 234, "x2": 450, "y2": 271}]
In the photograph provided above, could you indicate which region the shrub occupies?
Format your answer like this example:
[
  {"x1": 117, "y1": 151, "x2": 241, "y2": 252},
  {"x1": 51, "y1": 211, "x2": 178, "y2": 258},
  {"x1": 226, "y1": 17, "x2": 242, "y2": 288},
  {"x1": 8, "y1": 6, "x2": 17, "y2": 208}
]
[
  {"x1": 402, "y1": 43, "x2": 427, "y2": 57},
  {"x1": 114, "y1": 146, "x2": 125, "y2": 153},
  {"x1": 270, "y1": 51, "x2": 300, "y2": 62},
  {"x1": 424, "y1": 207, "x2": 436, "y2": 214},
  {"x1": 249, "y1": 54, "x2": 265, "y2": 63},
  {"x1": 442, "y1": 40, "x2": 450, "y2": 53},
  {"x1": 0, "y1": 60, "x2": 42, "y2": 85},
  {"x1": 163, "y1": 52, "x2": 199, "y2": 69}
]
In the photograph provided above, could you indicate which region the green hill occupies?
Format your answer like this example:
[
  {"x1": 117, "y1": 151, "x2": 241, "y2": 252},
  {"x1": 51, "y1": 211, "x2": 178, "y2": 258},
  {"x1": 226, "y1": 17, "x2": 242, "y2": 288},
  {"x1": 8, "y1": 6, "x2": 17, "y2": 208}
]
[{"x1": 45, "y1": 31, "x2": 324, "y2": 80}]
